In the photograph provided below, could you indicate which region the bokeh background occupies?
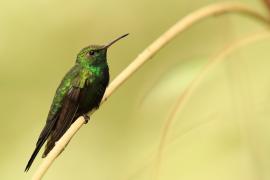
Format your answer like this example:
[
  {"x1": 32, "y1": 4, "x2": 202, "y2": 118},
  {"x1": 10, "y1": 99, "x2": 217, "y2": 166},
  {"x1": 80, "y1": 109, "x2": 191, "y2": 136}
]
[{"x1": 1, "y1": 0, "x2": 270, "y2": 179}]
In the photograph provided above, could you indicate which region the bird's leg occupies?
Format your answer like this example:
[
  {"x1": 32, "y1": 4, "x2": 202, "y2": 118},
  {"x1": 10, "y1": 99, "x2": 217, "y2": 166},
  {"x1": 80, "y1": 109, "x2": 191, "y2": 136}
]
[{"x1": 83, "y1": 114, "x2": 90, "y2": 124}]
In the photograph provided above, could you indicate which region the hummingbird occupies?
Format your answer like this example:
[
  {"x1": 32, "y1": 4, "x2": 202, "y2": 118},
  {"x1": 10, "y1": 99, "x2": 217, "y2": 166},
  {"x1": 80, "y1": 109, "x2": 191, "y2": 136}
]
[{"x1": 25, "y1": 33, "x2": 129, "y2": 172}]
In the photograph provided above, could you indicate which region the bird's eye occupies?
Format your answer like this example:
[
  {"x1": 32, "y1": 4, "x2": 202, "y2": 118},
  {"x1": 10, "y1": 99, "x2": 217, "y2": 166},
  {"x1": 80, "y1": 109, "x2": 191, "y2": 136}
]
[{"x1": 89, "y1": 50, "x2": 95, "y2": 56}]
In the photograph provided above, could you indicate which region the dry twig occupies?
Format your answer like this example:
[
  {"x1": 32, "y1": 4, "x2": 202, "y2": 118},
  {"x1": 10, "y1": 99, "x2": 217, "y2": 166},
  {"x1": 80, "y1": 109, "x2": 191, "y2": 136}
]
[{"x1": 32, "y1": 2, "x2": 270, "y2": 180}]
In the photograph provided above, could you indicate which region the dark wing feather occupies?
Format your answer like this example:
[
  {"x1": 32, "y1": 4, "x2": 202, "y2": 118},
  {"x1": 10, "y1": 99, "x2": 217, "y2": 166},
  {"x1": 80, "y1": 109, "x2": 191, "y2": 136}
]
[
  {"x1": 24, "y1": 87, "x2": 82, "y2": 172},
  {"x1": 42, "y1": 87, "x2": 81, "y2": 157},
  {"x1": 25, "y1": 66, "x2": 82, "y2": 172}
]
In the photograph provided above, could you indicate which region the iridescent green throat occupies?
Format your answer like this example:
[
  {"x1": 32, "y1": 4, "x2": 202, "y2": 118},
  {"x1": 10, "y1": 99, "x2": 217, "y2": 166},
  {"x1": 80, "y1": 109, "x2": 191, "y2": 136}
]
[{"x1": 89, "y1": 66, "x2": 101, "y2": 76}]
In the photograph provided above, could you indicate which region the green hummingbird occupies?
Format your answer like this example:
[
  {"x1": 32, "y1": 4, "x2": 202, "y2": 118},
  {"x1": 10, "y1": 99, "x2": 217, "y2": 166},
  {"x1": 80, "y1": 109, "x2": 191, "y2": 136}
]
[{"x1": 25, "y1": 33, "x2": 129, "y2": 172}]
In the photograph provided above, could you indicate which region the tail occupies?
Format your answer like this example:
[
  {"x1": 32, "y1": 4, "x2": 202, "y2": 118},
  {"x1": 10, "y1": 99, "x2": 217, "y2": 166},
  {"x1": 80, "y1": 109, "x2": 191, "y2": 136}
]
[
  {"x1": 24, "y1": 115, "x2": 58, "y2": 172},
  {"x1": 24, "y1": 138, "x2": 47, "y2": 172}
]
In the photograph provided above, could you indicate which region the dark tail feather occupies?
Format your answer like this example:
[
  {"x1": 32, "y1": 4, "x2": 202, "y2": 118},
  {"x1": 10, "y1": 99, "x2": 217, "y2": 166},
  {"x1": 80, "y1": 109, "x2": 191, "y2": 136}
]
[
  {"x1": 24, "y1": 138, "x2": 46, "y2": 172},
  {"x1": 25, "y1": 113, "x2": 59, "y2": 172}
]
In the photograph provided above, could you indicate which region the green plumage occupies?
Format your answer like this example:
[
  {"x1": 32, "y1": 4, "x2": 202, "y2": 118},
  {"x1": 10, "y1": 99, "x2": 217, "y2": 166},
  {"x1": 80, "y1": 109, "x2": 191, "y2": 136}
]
[{"x1": 25, "y1": 34, "x2": 128, "y2": 172}]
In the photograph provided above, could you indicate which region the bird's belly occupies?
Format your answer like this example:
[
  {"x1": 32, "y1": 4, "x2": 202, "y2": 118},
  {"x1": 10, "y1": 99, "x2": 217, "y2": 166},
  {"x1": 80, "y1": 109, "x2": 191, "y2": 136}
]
[{"x1": 78, "y1": 81, "x2": 106, "y2": 114}]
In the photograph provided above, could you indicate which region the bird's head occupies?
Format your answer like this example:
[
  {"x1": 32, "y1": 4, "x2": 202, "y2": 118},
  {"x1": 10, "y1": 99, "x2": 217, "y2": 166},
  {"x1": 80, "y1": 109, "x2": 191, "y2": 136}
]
[{"x1": 76, "y1": 33, "x2": 128, "y2": 67}]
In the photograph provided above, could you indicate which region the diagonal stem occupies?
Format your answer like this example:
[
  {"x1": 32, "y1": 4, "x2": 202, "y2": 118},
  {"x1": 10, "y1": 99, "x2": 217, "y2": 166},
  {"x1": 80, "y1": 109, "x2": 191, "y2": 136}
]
[{"x1": 32, "y1": 2, "x2": 270, "y2": 180}]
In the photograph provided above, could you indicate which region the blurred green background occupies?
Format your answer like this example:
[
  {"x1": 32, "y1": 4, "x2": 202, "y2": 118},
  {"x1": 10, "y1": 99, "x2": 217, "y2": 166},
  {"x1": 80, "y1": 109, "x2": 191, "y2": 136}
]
[{"x1": 1, "y1": 0, "x2": 270, "y2": 179}]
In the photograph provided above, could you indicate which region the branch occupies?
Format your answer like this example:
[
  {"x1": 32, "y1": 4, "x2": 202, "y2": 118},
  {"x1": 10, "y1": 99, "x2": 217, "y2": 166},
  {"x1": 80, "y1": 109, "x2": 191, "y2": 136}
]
[{"x1": 32, "y1": 2, "x2": 270, "y2": 180}]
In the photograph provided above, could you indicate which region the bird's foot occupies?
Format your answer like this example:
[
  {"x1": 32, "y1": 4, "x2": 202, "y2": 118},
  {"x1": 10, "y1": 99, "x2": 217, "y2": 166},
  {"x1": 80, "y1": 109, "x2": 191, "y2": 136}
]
[{"x1": 83, "y1": 114, "x2": 90, "y2": 124}]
